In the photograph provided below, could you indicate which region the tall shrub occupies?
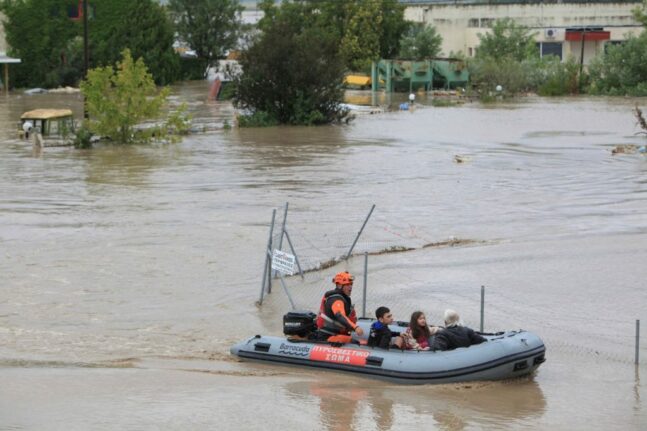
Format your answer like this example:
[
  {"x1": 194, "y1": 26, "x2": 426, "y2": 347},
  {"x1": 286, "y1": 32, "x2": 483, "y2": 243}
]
[{"x1": 80, "y1": 49, "x2": 172, "y2": 144}]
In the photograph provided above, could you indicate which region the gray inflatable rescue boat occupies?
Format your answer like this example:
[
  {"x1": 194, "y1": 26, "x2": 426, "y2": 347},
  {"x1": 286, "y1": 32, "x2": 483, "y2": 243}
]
[{"x1": 230, "y1": 318, "x2": 546, "y2": 384}]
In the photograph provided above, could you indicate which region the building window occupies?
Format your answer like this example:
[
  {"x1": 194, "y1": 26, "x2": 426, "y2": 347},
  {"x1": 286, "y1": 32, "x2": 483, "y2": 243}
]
[
  {"x1": 468, "y1": 47, "x2": 473, "y2": 57},
  {"x1": 605, "y1": 40, "x2": 623, "y2": 53},
  {"x1": 468, "y1": 18, "x2": 479, "y2": 28},
  {"x1": 540, "y1": 42, "x2": 563, "y2": 60},
  {"x1": 480, "y1": 18, "x2": 494, "y2": 28}
]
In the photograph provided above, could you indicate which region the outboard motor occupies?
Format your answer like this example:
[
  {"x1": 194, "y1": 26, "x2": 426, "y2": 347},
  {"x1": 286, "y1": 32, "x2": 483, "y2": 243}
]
[{"x1": 283, "y1": 311, "x2": 317, "y2": 337}]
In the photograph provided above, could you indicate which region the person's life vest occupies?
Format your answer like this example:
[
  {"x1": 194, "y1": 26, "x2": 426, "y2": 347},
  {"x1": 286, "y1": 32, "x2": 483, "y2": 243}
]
[{"x1": 316, "y1": 289, "x2": 357, "y2": 335}]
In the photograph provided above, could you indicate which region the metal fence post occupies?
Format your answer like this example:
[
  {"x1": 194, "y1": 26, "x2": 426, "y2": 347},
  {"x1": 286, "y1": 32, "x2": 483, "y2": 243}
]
[
  {"x1": 283, "y1": 229, "x2": 304, "y2": 279},
  {"x1": 480, "y1": 285, "x2": 485, "y2": 332},
  {"x1": 273, "y1": 202, "x2": 289, "y2": 277},
  {"x1": 278, "y1": 274, "x2": 297, "y2": 310},
  {"x1": 362, "y1": 252, "x2": 368, "y2": 318},
  {"x1": 259, "y1": 209, "x2": 276, "y2": 305},
  {"x1": 278, "y1": 202, "x2": 288, "y2": 251},
  {"x1": 636, "y1": 319, "x2": 640, "y2": 365},
  {"x1": 345, "y1": 204, "x2": 376, "y2": 260}
]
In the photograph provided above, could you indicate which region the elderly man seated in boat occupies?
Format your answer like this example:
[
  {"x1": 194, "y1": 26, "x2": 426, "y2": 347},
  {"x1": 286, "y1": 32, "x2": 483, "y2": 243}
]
[{"x1": 430, "y1": 309, "x2": 487, "y2": 351}]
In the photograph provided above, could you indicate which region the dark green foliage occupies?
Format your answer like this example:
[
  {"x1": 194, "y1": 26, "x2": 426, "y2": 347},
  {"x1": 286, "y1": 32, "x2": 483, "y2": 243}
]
[
  {"x1": 588, "y1": 33, "x2": 647, "y2": 96},
  {"x1": 1, "y1": 0, "x2": 180, "y2": 88},
  {"x1": 89, "y1": 0, "x2": 180, "y2": 85},
  {"x1": 398, "y1": 22, "x2": 443, "y2": 60},
  {"x1": 237, "y1": 111, "x2": 278, "y2": 128},
  {"x1": 168, "y1": 0, "x2": 244, "y2": 76},
  {"x1": 218, "y1": 81, "x2": 236, "y2": 100},
  {"x1": 469, "y1": 56, "x2": 527, "y2": 97},
  {"x1": 234, "y1": 1, "x2": 347, "y2": 126},
  {"x1": 583, "y1": 1, "x2": 647, "y2": 96},
  {"x1": 1, "y1": 0, "x2": 81, "y2": 88},
  {"x1": 475, "y1": 18, "x2": 538, "y2": 62},
  {"x1": 467, "y1": 18, "x2": 584, "y2": 99},
  {"x1": 179, "y1": 58, "x2": 207, "y2": 81},
  {"x1": 537, "y1": 57, "x2": 580, "y2": 96},
  {"x1": 257, "y1": 0, "x2": 407, "y2": 72},
  {"x1": 634, "y1": 0, "x2": 647, "y2": 27},
  {"x1": 73, "y1": 123, "x2": 93, "y2": 148}
]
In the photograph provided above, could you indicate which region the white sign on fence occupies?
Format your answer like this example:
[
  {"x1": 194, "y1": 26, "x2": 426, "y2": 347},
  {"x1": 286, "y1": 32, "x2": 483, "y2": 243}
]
[{"x1": 271, "y1": 249, "x2": 296, "y2": 275}]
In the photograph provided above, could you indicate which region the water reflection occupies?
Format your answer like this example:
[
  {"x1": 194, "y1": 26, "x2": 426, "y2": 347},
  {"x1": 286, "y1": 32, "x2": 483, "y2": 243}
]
[
  {"x1": 229, "y1": 125, "x2": 347, "y2": 170},
  {"x1": 74, "y1": 145, "x2": 172, "y2": 187},
  {"x1": 635, "y1": 367, "x2": 641, "y2": 415},
  {"x1": 284, "y1": 376, "x2": 546, "y2": 430},
  {"x1": 284, "y1": 380, "x2": 394, "y2": 431}
]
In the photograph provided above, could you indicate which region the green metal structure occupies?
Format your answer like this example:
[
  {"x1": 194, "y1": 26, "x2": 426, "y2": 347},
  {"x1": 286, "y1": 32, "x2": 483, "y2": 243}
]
[{"x1": 371, "y1": 59, "x2": 469, "y2": 92}]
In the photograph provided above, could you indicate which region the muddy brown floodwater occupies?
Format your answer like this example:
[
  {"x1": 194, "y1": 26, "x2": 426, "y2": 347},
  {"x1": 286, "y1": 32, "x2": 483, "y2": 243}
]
[{"x1": 1, "y1": 82, "x2": 646, "y2": 430}]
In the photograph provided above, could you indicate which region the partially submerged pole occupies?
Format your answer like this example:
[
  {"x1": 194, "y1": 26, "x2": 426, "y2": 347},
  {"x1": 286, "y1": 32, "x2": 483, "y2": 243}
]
[
  {"x1": 258, "y1": 209, "x2": 276, "y2": 305},
  {"x1": 480, "y1": 285, "x2": 485, "y2": 332},
  {"x1": 83, "y1": 0, "x2": 89, "y2": 119},
  {"x1": 636, "y1": 319, "x2": 640, "y2": 365},
  {"x1": 273, "y1": 202, "x2": 289, "y2": 277},
  {"x1": 283, "y1": 229, "x2": 304, "y2": 279},
  {"x1": 362, "y1": 252, "x2": 368, "y2": 318}
]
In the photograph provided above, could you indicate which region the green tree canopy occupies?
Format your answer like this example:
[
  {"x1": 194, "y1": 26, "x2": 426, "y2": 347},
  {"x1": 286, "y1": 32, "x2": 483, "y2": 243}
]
[
  {"x1": 634, "y1": 0, "x2": 647, "y2": 27},
  {"x1": 476, "y1": 18, "x2": 537, "y2": 62},
  {"x1": 80, "y1": 49, "x2": 173, "y2": 144},
  {"x1": 257, "y1": 0, "x2": 406, "y2": 72},
  {"x1": 234, "y1": 1, "x2": 346, "y2": 125},
  {"x1": 1, "y1": 0, "x2": 81, "y2": 88},
  {"x1": 168, "y1": 0, "x2": 244, "y2": 75},
  {"x1": 316, "y1": 0, "x2": 407, "y2": 71},
  {"x1": 588, "y1": 32, "x2": 647, "y2": 96},
  {"x1": 89, "y1": 0, "x2": 180, "y2": 85},
  {"x1": 1, "y1": 0, "x2": 179, "y2": 88},
  {"x1": 398, "y1": 22, "x2": 443, "y2": 60}
]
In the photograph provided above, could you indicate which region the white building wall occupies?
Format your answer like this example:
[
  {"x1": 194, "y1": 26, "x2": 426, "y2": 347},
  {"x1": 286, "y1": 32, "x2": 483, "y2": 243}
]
[{"x1": 404, "y1": 2, "x2": 644, "y2": 61}]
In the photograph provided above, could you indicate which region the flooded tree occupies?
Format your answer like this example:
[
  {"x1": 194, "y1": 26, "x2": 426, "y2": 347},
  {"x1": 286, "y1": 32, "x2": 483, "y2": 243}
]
[
  {"x1": 1, "y1": 0, "x2": 80, "y2": 88},
  {"x1": 80, "y1": 49, "x2": 188, "y2": 145},
  {"x1": 234, "y1": 1, "x2": 346, "y2": 126},
  {"x1": 168, "y1": 0, "x2": 245, "y2": 76},
  {"x1": 1, "y1": 0, "x2": 180, "y2": 88},
  {"x1": 314, "y1": 0, "x2": 407, "y2": 72},
  {"x1": 90, "y1": 0, "x2": 180, "y2": 86},
  {"x1": 588, "y1": 0, "x2": 647, "y2": 96}
]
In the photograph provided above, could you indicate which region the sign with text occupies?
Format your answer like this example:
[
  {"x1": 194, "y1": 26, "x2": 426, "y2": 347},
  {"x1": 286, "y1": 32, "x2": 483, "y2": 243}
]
[
  {"x1": 271, "y1": 249, "x2": 296, "y2": 275},
  {"x1": 309, "y1": 345, "x2": 370, "y2": 366}
]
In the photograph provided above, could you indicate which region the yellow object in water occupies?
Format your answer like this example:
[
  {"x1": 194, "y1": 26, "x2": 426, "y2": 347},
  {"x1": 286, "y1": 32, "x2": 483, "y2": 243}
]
[{"x1": 344, "y1": 75, "x2": 371, "y2": 87}]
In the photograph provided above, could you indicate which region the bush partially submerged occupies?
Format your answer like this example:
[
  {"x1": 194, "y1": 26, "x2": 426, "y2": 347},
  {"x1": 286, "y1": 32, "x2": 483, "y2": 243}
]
[
  {"x1": 233, "y1": 1, "x2": 348, "y2": 126},
  {"x1": 80, "y1": 49, "x2": 190, "y2": 144},
  {"x1": 588, "y1": 33, "x2": 647, "y2": 96}
]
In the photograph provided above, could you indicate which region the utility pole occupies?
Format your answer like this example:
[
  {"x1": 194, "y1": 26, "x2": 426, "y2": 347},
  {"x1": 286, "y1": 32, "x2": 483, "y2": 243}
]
[
  {"x1": 83, "y1": 0, "x2": 89, "y2": 118},
  {"x1": 578, "y1": 28, "x2": 586, "y2": 93}
]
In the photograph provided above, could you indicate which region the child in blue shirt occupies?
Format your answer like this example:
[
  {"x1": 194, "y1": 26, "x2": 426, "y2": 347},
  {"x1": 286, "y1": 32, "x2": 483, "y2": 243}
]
[{"x1": 367, "y1": 306, "x2": 403, "y2": 349}]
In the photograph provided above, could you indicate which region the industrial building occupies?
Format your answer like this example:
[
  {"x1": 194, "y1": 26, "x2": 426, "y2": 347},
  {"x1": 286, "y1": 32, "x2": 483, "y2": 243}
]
[{"x1": 402, "y1": 0, "x2": 644, "y2": 63}]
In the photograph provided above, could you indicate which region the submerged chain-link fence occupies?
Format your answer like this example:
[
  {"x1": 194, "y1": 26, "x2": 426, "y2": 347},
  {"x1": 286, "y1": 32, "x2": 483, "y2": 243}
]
[{"x1": 257, "y1": 203, "x2": 644, "y2": 366}]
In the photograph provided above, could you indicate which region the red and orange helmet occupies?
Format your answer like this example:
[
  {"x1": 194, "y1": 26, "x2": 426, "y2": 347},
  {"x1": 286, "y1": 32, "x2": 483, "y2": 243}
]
[{"x1": 333, "y1": 271, "x2": 354, "y2": 286}]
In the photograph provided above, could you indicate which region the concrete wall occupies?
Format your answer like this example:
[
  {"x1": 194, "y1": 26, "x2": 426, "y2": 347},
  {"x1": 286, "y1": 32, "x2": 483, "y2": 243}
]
[{"x1": 405, "y1": 2, "x2": 644, "y2": 61}]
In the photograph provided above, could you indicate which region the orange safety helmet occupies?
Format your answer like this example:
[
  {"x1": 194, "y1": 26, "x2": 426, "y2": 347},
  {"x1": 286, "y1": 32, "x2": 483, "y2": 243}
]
[{"x1": 333, "y1": 271, "x2": 354, "y2": 286}]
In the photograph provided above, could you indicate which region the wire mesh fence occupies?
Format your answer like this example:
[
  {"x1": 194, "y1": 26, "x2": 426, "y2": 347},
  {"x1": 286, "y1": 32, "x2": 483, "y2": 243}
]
[{"x1": 258, "y1": 203, "x2": 645, "y2": 367}]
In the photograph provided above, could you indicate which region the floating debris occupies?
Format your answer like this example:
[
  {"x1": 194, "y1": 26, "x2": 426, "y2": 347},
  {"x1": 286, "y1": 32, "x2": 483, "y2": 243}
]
[{"x1": 611, "y1": 144, "x2": 639, "y2": 155}]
